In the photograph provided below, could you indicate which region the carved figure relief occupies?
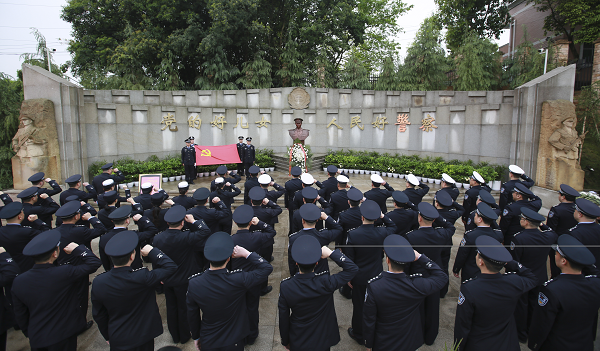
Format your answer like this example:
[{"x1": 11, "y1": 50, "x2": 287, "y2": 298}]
[
  {"x1": 548, "y1": 117, "x2": 586, "y2": 160},
  {"x1": 288, "y1": 87, "x2": 310, "y2": 109}
]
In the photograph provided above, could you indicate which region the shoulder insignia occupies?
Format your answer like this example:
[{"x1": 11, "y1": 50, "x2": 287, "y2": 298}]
[
  {"x1": 492, "y1": 229, "x2": 502, "y2": 233},
  {"x1": 23, "y1": 226, "x2": 33, "y2": 229},
  {"x1": 514, "y1": 231, "x2": 521, "y2": 237},
  {"x1": 6, "y1": 258, "x2": 12, "y2": 263},
  {"x1": 504, "y1": 271, "x2": 516, "y2": 275},
  {"x1": 289, "y1": 231, "x2": 300, "y2": 237},
  {"x1": 548, "y1": 211, "x2": 554, "y2": 218},
  {"x1": 538, "y1": 292, "x2": 549, "y2": 306},
  {"x1": 467, "y1": 218, "x2": 471, "y2": 225},
  {"x1": 405, "y1": 229, "x2": 415, "y2": 236},
  {"x1": 281, "y1": 276, "x2": 292, "y2": 282},
  {"x1": 585, "y1": 275, "x2": 598, "y2": 278},
  {"x1": 464, "y1": 229, "x2": 474, "y2": 235},
  {"x1": 409, "y1": 273, "x2": 423, "y2": 278},
  {"x1": 458, "y1": 291, "x2": 465, "y2": 305},
  {"x1": 75, "y1": 224, "x2": 86, "y2": 227},
  {"x1": 189, "y1": 271, "x2": 205, "y2": 280},
  {"x1": 568, "y1": 225, "x2": 578, "y2": 232},
  {"x1": 347, "y1": 227, "x2": 358, "y2": 232},
  {"x1": 315, "y1": 271, "x2": 327, "y2": 276},
  {"x1": 503, "y1": 209, "x2": 509, "y2": 216},
  {"x1": 58, "y1": 262, "x2": 72, "y2": 266},
  {"x1": 228, "y1": 269, "x2": 242, "y2": 274},
  {"x1": 510, "y1": 241, "x2": 515, "y2": 250},
  {"x1": 464, "y1": 194, "x2": 468, "y2": 200},
  {"x1": 131, "y1": 267, "x2": 147, "y2": 272},
  {"x1": 543, "y1": 278, "x2": 555, "y2": 286},
  {"x1": 500, "y1": 187, "x2": 505, "y2": 193},
  {"x1": 368, "y1": 273, "x2": 382, "y2": 284},
  {"x1": 460, "y1": 238, "x2": 466, "y2": 247}
]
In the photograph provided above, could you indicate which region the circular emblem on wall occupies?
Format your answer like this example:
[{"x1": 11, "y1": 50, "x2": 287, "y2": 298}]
[{"x1": 288, "y1": 87, "x2": 310, "y2": 110}]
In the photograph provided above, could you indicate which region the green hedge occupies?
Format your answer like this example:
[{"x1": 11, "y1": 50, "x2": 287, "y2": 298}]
[{"x1": 322, "y1": 150, "x2": 508, "y2": 183}]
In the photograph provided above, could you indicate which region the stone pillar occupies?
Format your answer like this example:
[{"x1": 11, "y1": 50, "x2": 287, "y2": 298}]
[
  {"x1": 554, "y1": 39, "x2": 571, "y2": 65},
  {"x1": 592, "y1": 38, "x2": 600, "y2": 84}
]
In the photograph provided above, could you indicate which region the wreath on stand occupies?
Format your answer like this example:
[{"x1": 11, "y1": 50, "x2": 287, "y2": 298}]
[{"x1": 287, "y1": 139, "x2": 313, "y2": 175}]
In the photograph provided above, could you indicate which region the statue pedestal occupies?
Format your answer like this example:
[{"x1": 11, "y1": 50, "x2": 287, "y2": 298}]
[
  {"x1": 12, "y1": 155, "x2": 60, "y2": 189},
  {"x1": 537, "y1": 157, "x2": 584, "y2": 191}
]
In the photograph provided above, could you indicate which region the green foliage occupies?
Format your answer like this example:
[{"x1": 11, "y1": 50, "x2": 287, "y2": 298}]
[
  {"x1": 339, "y1": 53, "x2": 371, "y2": 90},
  {"x1": 454, "y1": 31, "x2": 502, "y2": 91},
  {"x1": 255, "y1": 148, "x2": 275, "y2": 168},
  {"x1": 435, "y1": 0, "x2": 511, "y2": 50},
  {"x1": 576, "y1": 81, "x2": 600, "y2": 143},
  {"x1": 398, "y1": 17, "x2": 449, "y2": 91},
  {"x1": 374, "y1": 56, "x2": 398, "y2": 91},
  {"x1": 236, "y1": 51, "x2": 273, "y2": 89},
  {"x1": 20, "y1": 28, "x2": 66, "y2": 77},
  {"x1": 276, "y1": 34, "x2": 305, "y2": 87},
  {"x1": 195, "y1": 51, "x2": 240, "y2": 90},
  {"x1": 0, "y1": 73, "x2": 23, "y2": 189}
]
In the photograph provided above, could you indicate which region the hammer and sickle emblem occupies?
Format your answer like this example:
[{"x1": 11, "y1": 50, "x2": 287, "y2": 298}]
[{"x1": 200, "y1": 149, "x2": 212, "y2": 157}]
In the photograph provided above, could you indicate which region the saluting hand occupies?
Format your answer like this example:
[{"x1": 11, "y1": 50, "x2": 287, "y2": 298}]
[
  {"x1": 39, "y1": 193, "x2": 49, "y2": 199},
  {"x1": 212, "y1": 197, "x2": 221, "y2": 203},
  {"x1": 251, "y1": 217, "x2": 259, "y2": 225},
  {"x1": 132, "y1": 214, "x2": 142, "y2": 221},
  {"x1": 232, "y1": 245, "x2": 250, "y2": 258},
  {"x1": 113, "y1": 168, "x2": 119, "y2": 173},
  {"x1": 80, "y1": 201, "x2": 86, "y2": 206},
  {"x1": 27, "y1": 214, "x2": 38, "y2": 222},
  {"x1": 262, "y1": 198, "x2": 269, "y2": 205},
  {"x1": 413, "y1": 250, "x2": 421, "y2": 261},
  {"x1": 0, "y1": 247, "x2": 5, "y2": 254},
  {"x1": 81, "y1": 212, "x2": 92, "y2": 221},
  {"x1": 185, "y1": 214, "x2": 196, "y2": 223},
  {"x1": 126, "y1": 197, "x2": 135, "y2": 205},
  {"x1": 140, "y1": 245, "x2": 153, "y2": 256},
  {"x1": 165, "y1": 199, "x2": 175, "y2": 206},
  {"x1": 44, "y1": 178, "x2": 51, "y2": 183},
  {"x1": 320, "y1": 212, "x2": 328, "y2": 220},
  {"x1": 63, "y1": 243, "x2": 79, "y2": 254},
  {"x1": 83, "y1": 182, "x2": 89, "y2": 187},
  {"x1": 321, "y1": 246, "x2": 333, "y2": 259}
]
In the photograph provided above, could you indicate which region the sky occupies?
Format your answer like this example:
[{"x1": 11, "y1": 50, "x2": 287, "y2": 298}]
[{"x1": 0, "y1": 0, "x2": 510, "y2": 82}]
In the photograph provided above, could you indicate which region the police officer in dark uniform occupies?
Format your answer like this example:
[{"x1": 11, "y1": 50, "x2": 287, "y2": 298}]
[
  {"x1": 461, "y1": 171, "x2": 491, "y2": 223},
  {"x1": 546, "y1": 184, "x2": 579, "y2": 278},
  {"x1": 187, "y1": 188, "x2": 231, "y2": 233},
  {"x1": 329, "y1": 175, "x2": 351, "y2": 220},
  {"x1": 464, "y1": 190, "x2": 500, "y2": 231},
  {"x1": 97, "y1": 179, "x2": 132, "y2": 209},
  {"x1": 98, "y1": 191, "x2": 135, "y2": 230},
  {"x1": 434, "y1": 190, "x2": 464, "y2": 298},
  {"x1": 291, "y1": 173, "x2": 326, "y2": 214},
  {"x1": 288, "y1": 203, "x2": 342, "y2": 276},
  {"x1": 0, "y1": 191, "x2": 13, "y2": 224},
  {"x1": 438, "y1": 173, "x2": 459, "y2": 201},
  {"x1": 92, "y1": 231, "x2": 177, "y2": 351},
  {"x1": 92, "y1": 163, "x2": 126, "y2": 195},
  {"x1": 181, "y1": 138, "x2": 197, "y2": 184},
  {"x1": 210, "y1": 165, "x2": 242, "y2": 192},
  {"x1": 188, "y1": 136, "x2": 198, "y2": 180},
  {"x1": 236, "y1": 136, "x2": 246, "y2": 176},
  {"x1": 231, "y1": 205, "x2": 277, "y2": 344},
  {"x1": 243, "y1": 165, "x2": 261, "y2": 205},
  {"x1": 509, "y1": 208, "x2": 558, "y2": 342},
  {"x1": 500, "y1": 182, "x2": 542, "y2": 244},
  {"x1": 528, "y1": 234, "x2": 600, "y2": 351},
  {"x1": 248, "y1": 186, "x2": 282, "y2": 268},
  {"x1": 172, "y1": 181, "x2": 196, "y2": 210},
  {"x1": 453, "y1": 235, "x2": 538, "y2": 351},
  {"x1": 453, "y1": 203, "x2": 503, "y2": 282},
  {"x1": 403, "y1": 174, "x2": 430, "y2": 206},
  {"x1": 187, "y1": 232, "x2": 273, "y2": 351},
  {"x1": 279, "y1": 235, "x2": 358, "y2": 351},
  {"x1": 499, "y1": 164, "x2": 535, "y2": 211},
  {"x1": 209, "y1": 177, "x2": 240, "y2": 234},
  {"x1": 134, "y1": 182, "x2": 155, "y2": 210},
  {"x1": 335, "y1": 187, "x2": 363, "y2": 299},
  {"x1": 152, "y1": 206, "x2": 212, "y2": 344},
  {"x1": 12, "y1": 230, "x2": 101, "y2": 351},
  {"x1": 60, "y1": 174, "x2": 96, "y2": 205},
  {"x1": 57, "y1": 195, "x2": 97, "y2": 228},
  {"x1": 363, "y1": 235, "x2": 447, "y2": 351},
  {"x1": 0, "y1": 247, "x2": 18, "y2": 351},
  {"x1": 99, "y1": 205, "x2": 158, "y2": 272},
  {"x1": 28, "y1": 171, "x2": 62, "y2": 201},
  {"x1": 364, "y1": 174, "x2": 394, "y2": 214},
  {"x1": 285, "y1": 166, "x2": 304, "y2": 234},
  {"x1": 406, "y1": 202, "x2": 456, "y2": 345},
  {"x1": 386, "y1": 191, "x2": 418, "y2": 237},
  {"x1": 18, "y1": 186, "x2": 59, "y2": 227},
  {"x1": 257, "y1": 174, "x2": 286, "y2": 203},
  {"x1": 319, "y1": 165, "x2": 341, "y2": 201},
  {"x1": 568, "y1": 198, "x2": 600, "y2": 273},
  {"x1": 290, "y1": 187, "x2": 329, "y2": 234},
  {"x1": 244, "y1": 137, "x2": 256, "y2": 177},
  {"x1": 345, "y1": 200, "x2": 396, "y2": 345}
]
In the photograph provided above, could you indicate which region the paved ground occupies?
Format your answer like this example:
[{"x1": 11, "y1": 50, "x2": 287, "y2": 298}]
[{"x1": 6, "y1": 171, "x2": 599, "y2": 351}]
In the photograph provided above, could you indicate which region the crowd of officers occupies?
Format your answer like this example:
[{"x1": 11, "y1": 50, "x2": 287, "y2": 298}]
[{"x1": 0, "y1": 162, "x2": 599, "y2": 351}]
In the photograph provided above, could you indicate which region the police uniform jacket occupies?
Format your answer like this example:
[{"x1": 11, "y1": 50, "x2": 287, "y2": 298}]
[
  {"x1": 172, "y1": 194, "x2": 196, "y2": 210},
  {"x1": 0, "y1": 193, "x2": 13, "y2": 227},
  {"x1": 244, "y1": 144, "x2": 256, "y2": 163},
  {"x1": 499, "y1": 176, "x2": 535, "y2": 211},
  {"x1": 210, "y1": 174, "x2": 242, "y2": 192},
  {"x1": 60, "y1": 185, "x2": 97, "y2": 205},
  {"x1": 546, "y1": 202, "x2": 578, "y2": 236},
  {"x1": 386, "y1": 207, "x2": 418, "y2": 237},
  {"x1": 403, "y1": 183, "x2": 430, "y2": 206},
  {"x1": 181, "y1": 145, "x2": 196, "y2": 165},
  {"x1": 528, "y1": 274, "x2": 600, "y2": 351},
  {"x1": 250, "y1": 202, "x2": 282, "y2": 249},
  {"x1": 330, "y1": 189, "x2": 350, "y2": 220},
  {"x1": 34, "y1": 180, "x2": 62, "y2": 204},
  {"x1": 187, "y1": 252, "x2": 272, "y2": 348},
  {"x1": 454, "y1": 260, "x2": 538, "y2": 351},
  {"x1": 510, "y1": 226, "x2": 557, "y2": 285},
  {"x1": 500, "y1": 196, "x2": 542, "y2": 242},
  {"x1": 92, "y1": 171, "x2": 126, "y2": 195},
  {"x1": 97, "y1": 188, "x2": 131, "y2": 210},
  {"x1": 98, "y1": 206, "x2": 117, "y2": 230},
  {"x1": 0, "y1": 222, "x2": 48, "y2": 273},
  {"x1": 0, "y1": 251, "x2": 19, "y2": 334},
  {"x1": 345, "y1": 216, "x2": 397, "y2": 285},
  {"x1": 279, "y1": 250, "x2": 358, "y2": 351},
  {"x1": 237, "y1": 142, "x2": 246, "y2": 163},
  {"x1": 318, "y1": 176, "x2": 339, "y2": 202},
  {"x1": 439, "y1": 186, "x2": 460, "y2": 201},
  {"x1": 462, "y1": 184, "x2": 492, "y2": 221},
  {"x1": 438, "y1": 202, "x2": 465, "y2": 225},
  {"x1": 464, "y1": 208, "x2": 501, "y2": 232},
  {"x1": 12, "y1": 245, "x2": 101, "y2": 348},
  {"x1": 55, "y1": 202, "x2": 97, "y2": 228},
  {"x1": 288, "y1": 217, "x2": 342, "y2": 276},
  {"x1": 335, "y1": 206, "x2": 362, "y2": 247},
  {"x1": 569, "y1": 222, "x2": 600, "y2": 272},
  {"x1": 406, "y1": 218, "x2": 455, "y2": 273},
  {"x1": 292, "y1": 188, "x2": 329, "y2": 215},
  {"x1": 22, "y1": 199, "x2": 59, "y2": 227},
  {"x1": 291, "y1": 205, "x2": 326, "y2": 233},
  {"x1": 285, "y1": 178, "x2": 303, "y2": 209},
  {"x1": 133, "y1": 193, "x2": 153, "y2": 210},
  {"x1": 152, "y1": 220, "x2": 211, "y2": 287},
  {"x1": 364, "y1": 183, "x2": 395, "y2": 213},
  {"x1": 98, "y1": 216, "x2": 158, "y2": 272},
  {"x1": 186, "y1": 201, "x2": 231, "y2": 233},
  {"x1": 143, "y1": 207, "x2": 170, "y2": 233},
  {"x1": 92, "y1": 247, "x2": 176, "y2": 349},
  {"x1": 55, "y1": 217, "x2": 107, "y2": 265},
  {"x1": 210, "y1": 185, "x2": 241, "y2": 209},
  {"x1": 243, "y1": 176, "x2": 261, "y2": 204},
  {"x1": 364, "y1": 255, "x2": 447, "y2": 351},
  {"x1": 452, "y1": 227, "x2": 504, "y2": 282},
  {"x1": 232, "y1": 221, "x2": 276, "y2": 271}
]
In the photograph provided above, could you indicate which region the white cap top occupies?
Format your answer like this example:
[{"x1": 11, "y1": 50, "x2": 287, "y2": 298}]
[
  {"x1": 178, "y1": 181, "x2": 189, "y2": 188},
  {"x1": 141, "y1": 182, "x2": 153, "y2": 189},
  {"x1": 472, "y1": 171, "x2": 485, "y2": 183},
  {"x1": 370, "y1": 174, "x2": 384, "y2": 183},
  {"x1": 102, "y1": 179, "x2": 114, "y2": 187},
  {"x1": 258, "y1": 174, "x2": 271, "y2": 185},
  {"x1": 441, "y1": 173, "x2": 455, "y2": 184},
  {"x1": 406, "y1": 174, "x2": 419, "y2": 186},
  {"x1": 337, "y1": 175, "x2": 349, "y2": 183},
  {"x1": 300, "y1": 173, "x2": 314, "y2": 185},
  {"x1": 509, "y1": 165, "x2": 524, "y2": 174},
  {"x1": 215, "y1": 177, "x2": 224, "y2": 184}
]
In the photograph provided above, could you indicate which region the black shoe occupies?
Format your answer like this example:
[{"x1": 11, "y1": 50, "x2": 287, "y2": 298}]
[
  {"x1": 519, "y1": 336, "x2": 527, "y2": 344},
  {"x1": 268, "y1": 255, "x2": 274, "y2": 262},
  {"x1": 339, "y1": 287, "x2": 352, "y2": 299},
  {"x1": 78, "y1": 320, "x2": 94, "y2": 335},
  {"x1": 246, "y1": 337, "x2": 257, "y2": 345},
  {"x1": 260, "y1": 286, "x2": 273, "y2": 296},
  {"x1": 155, "y1": 286, "x2": 164, "y2": 294},
  {"x1": 348, "y1": 328, "x2": 364, "y2": 345}
]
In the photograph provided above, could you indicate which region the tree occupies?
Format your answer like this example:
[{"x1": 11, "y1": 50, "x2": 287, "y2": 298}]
[
  {"x1": 339, "y1": 53, "x2": 371, "y2": 90},
  {"x1": 397, "y1": 17, "x2": 449, "y2": 91},
  {"x1": 0, "y1": 73, "x2": 23, "y2": 188},
  {"x1": 435, "y1": 0, "x2": 511, "y2": 50},
  {"x1": 20, "y1": 29, "x2": 65, "y2": 77},
  {"x1": 375, "y1": 56, "x2": 398, "y2": 91},
  {"x1": 236, "y1": 52, "x2": 273, "y2": 89},
  {"x1": 454, "y1": 31, "x2": 502, "y2": 91},
  {"x1": 276, "y1": 33, "x2": 305, "y2": 87},
  {"x1": 528, "y1": 0, "x2": 600, "y2": 58}
]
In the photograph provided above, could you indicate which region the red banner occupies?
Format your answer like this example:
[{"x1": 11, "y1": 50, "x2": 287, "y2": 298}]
[{"x1": 194, "y1": 144, "x2": 241, "y2": 165}]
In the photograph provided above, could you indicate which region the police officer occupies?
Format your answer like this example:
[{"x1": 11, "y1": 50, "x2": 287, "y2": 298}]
[
  {"x1": 439, "y1": 173, "x2": 459, "y2": 201},
  {"x1": 237, "y1": 136, "x2": 246, "y2": 176},
  {"x1": 464, "y1": 190, "x2": 500, "y2": 232},
  {"x1": 510, "y1": 208, "x2": 558, "y2": 342},
  {"x1": 288, "y1": 203, "x2": 342, "y2": 276},
  {"x1": 453, "y1": 235, "x2": 538, "y2": 351},
  {"x1": 364, "y1": 174, "x2": 394, "y2": 213},
  {"x1": 499, "y1": 165, "x2": 535, "y2": 211},
  {"x1": 12, "y1": 230, "x2": 101, "y2": 351},
  {"x1": 60, "y1": 174, "x2": 97, "y2": 205},
  {"x1": 188, "y1": 136, "x2": 197, "y2": 180},
  {"x1": 319, "y1": 165, "x2": 341, "y2": 202},
  {"x1": 499, "y1": 182, "x2": 542, "y2": 244},
  {"x1": 99, "y1": 205, "x2": 157, "y2": 272},
  {"x1": 209, "y1": 177, "x2": 240, "y2": 234},
  {"x1": 434, "y1": 190, "x2": 464, "y2": 298},
  {"x1": 453, "y1": 203, "x2": 504, "y2": 282},
  {"x1": 181, "y1": 138, "x2": 197, "y2": 184},
  {"x1": 528, "y1": 234, "x2": 600, "y2": 350},
  {"x1": 187, "y1": 188, "x2": 231, "y2": 233},
  {"x1": 568, "y1": 198, "x2": 600, "y2": 273},
  {"x1": 285, "y1": 166, "x2": 304, "y2": 234},
  {"x1": 187, "y1": 232, "x2": 273, "y2": 351},
  {"x1": 98, "y1": 191, "x2": 137, "y2": 230},
  {"x1": 290, "y1": 187, "x2": 329, "y2": 233},
  {"x1": 97, "y1": 179, "x2": 131, "y2": 209},
  {"x1": 406, "y1": 202, "x2": 455, "y2": 345},
  {"x1": 17, "y1": 186, "x2": 59, "y2": 227},
  {"x1": 279, "y1": 235, "x2": 358, "y2": 351},
  {"x1": 462, "y1": 171, "x2": 491, "y2": 224},
  {"x1": 329, "y1": 175, "x2": 351, "y2": 220},
  {"x1": 248, "y1": 186, "x2": 282, "y2": 267},
  {"x1": 0, "y1": 247, "x2": 18, "y2": 351},
  {"x1": 386, "y1": 191, "x2": 418, "y2": 237},
  {"x1": 336, "y1": 187, "x2": 364, "y2": 249},
  {"x1": 28, "y1": 171, "x2": 62, "y2": 201},
  {"x1": 244, "y1": 137, "x2": 256, "y2": 176},
  {"x1": 363, "y1": 235, "x2": 447, "y2": 351},
  {"x1": 92, "y1": 162, "x2": 126, "y2": 195},
  {"x1": 258, "y1": 174, "x2": 286, "y2": 203},
  {"x1": 345, "y1": 200, "x2": 397, "y2": 345},
  {"x1": 243, "y1": 165, "x2": 261, "y2": 205},
  {"x1": 152, "y1": 206, "x2": 211, "y2": 344},
  {"x1": 58, "y1": 194, "x2": 97, "y2": 229},
  {"x1": 92, "y1": 231, "x2": 177, "y2": 351},
  {"x1": 546, "y1": 184, "x2": 580, "y2": 278},
  {"x1": 403, "y1": 174, "x2": 430, "y2": 206},
  {"x1": 144, "y1": 191, "x2": 174, "y2": 232},
  {"x1": 172, "y1": 181, "x2": 196, "y2": 210},
  {"x1": 231, "y1": 205, "x2": 277, "y2": 344},
  {"x1": 134, "y1": 182, "x2": 155, "y2": 210},
  {"x1": 291, "y1": 173, "x2": 326, "y2": 214},
  {"x1": 210, "y1": 165, "x2": 242, "y2": 192}
]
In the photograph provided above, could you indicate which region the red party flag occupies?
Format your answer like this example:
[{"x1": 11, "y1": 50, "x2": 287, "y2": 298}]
[{"x1": 194, "y1": 144, "x2": 241, "y2": 165}]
